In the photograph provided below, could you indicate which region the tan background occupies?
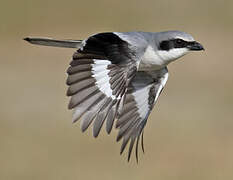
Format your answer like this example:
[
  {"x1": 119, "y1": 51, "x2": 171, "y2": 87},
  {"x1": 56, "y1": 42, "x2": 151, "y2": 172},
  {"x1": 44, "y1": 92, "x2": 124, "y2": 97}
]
[{"x1": 1, "y1": 0, "x2": 233, "y2": 179}]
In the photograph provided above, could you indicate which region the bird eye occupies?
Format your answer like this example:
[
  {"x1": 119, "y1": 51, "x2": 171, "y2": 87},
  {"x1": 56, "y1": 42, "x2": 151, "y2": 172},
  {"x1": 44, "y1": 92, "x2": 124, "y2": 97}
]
[{"x1": 176, "y1": 39, "x2": 183, "y2": 44}]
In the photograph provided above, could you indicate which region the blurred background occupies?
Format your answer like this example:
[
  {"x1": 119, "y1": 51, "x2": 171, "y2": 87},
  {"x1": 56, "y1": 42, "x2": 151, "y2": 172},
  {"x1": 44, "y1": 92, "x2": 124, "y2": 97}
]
[{"x1": 1, "y1": 0, "x2": 233, "y2": 179}]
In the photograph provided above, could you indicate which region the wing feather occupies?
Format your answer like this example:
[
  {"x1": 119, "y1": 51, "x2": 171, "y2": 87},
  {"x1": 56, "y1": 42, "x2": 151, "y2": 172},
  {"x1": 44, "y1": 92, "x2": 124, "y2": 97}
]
[
  {"x1": 67, "y1": 32, "x2": 139, "y2": 137},
  {"x1": 116, "y1": 68, "x2": 169, "y2": 161}
]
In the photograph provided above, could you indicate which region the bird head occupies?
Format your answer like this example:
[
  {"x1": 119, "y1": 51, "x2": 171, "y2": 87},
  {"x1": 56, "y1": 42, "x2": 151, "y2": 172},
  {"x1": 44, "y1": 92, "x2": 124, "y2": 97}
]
[{"x1": 155, "y1": 31, "x2": 204, "y2": 63}]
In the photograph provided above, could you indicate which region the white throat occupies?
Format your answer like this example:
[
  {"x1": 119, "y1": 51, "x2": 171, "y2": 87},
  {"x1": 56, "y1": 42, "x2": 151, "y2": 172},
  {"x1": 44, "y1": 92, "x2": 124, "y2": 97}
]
[{"x1": 138, "y1": 45, "x2": 188, "y2": 71}]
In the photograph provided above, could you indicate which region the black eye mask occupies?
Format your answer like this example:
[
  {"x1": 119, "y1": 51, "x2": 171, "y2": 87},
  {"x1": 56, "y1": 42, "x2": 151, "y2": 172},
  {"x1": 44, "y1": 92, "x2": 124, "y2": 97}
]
[{"x1": 159, "y1": 39, "x2": 194, "y2": 51}]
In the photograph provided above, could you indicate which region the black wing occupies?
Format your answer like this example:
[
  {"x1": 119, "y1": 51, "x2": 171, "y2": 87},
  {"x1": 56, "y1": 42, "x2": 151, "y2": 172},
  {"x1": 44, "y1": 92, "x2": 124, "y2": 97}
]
[{"x1": 67, "y1": 32, "x2": 138, "y2": 137}]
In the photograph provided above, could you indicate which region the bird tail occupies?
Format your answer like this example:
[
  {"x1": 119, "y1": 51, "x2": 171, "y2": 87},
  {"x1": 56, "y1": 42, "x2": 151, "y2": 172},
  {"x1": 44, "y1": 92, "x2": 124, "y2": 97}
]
[{"x1": 24, "y1": 37, "x2": 82, "y2": 48}]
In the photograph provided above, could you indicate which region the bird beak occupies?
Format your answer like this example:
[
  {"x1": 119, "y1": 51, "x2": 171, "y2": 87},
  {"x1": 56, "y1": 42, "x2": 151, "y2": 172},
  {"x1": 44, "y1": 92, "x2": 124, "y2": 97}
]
[{"x1": 188, "y1": 41, "x2": 205, "y2": 51}]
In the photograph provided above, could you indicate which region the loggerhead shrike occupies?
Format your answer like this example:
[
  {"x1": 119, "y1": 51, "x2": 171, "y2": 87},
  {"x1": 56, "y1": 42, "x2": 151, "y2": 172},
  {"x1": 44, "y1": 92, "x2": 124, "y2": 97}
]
[{"x1": 24, "y1": 31, "x2": 204, "y2": 161}]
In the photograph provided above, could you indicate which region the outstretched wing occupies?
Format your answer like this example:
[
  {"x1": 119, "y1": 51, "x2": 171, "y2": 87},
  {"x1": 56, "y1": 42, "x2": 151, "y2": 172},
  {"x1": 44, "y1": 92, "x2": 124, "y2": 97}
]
[
  {"x1": 67, "y1": 32, "x2": 139, "y2": 137},
  {"x1": 116, "y1": 68, "x2": 169, "y2": 161}
]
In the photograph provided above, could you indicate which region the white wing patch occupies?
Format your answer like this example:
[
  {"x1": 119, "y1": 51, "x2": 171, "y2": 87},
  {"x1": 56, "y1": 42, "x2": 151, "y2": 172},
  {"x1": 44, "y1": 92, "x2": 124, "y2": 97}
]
[
  {"x1": 91, "y1": 59, "x2": 116, "y2": 99},
  {"x1": 132, "y1": 85, "x2": 151, "y2": 119},
  {"x1": 154, "y1": 71, "x2": 169, "y2": 102}
]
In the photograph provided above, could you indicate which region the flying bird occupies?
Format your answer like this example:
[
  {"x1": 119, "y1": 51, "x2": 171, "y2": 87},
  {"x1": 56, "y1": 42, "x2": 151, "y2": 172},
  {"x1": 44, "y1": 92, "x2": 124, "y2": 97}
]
[{"x1": 24, "y1": 31, "x2": 204, "y2": 161}]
